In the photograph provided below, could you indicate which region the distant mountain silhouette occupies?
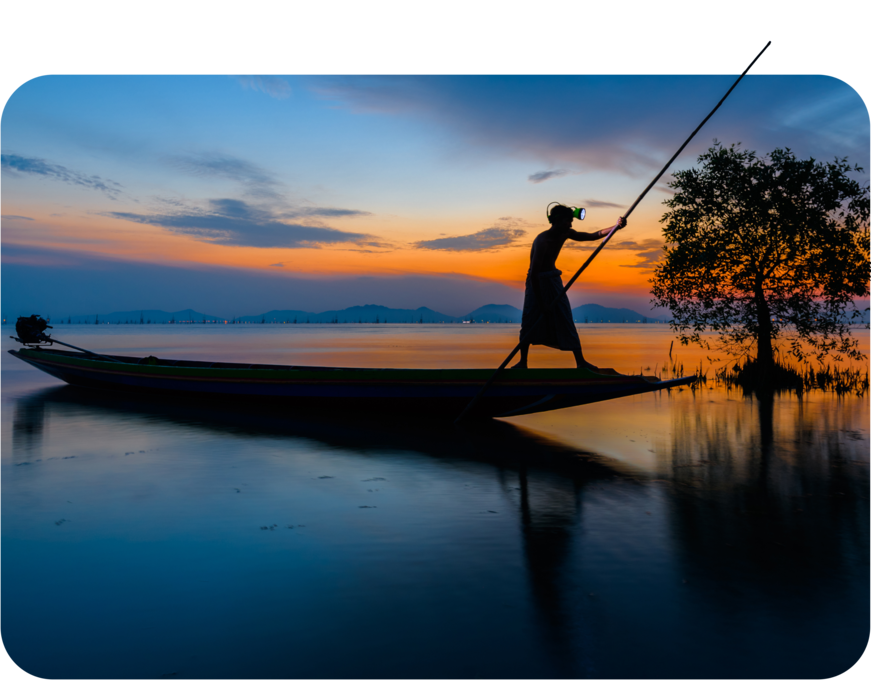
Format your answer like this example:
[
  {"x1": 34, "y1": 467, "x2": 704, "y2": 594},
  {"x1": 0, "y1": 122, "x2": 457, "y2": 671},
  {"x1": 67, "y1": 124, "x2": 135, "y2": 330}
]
[
  {"x1": 24, "y1": 301, "x2": 868, "y2": 329},
  {"x1": 236, "y1": 305, "x2": 457, "y2": 324},
  {"x1": 49, "y1": 303, "x2": 869, "y2": 326},
  {"x1": 571, "y1": 303, "x2": 669, "y2": 323},
  {"x1": 462, "y1": 304, "x2": 523, "y2": 323},
  {"x1": 44, "y1": 303, "x2": 690, "y2": 325}
]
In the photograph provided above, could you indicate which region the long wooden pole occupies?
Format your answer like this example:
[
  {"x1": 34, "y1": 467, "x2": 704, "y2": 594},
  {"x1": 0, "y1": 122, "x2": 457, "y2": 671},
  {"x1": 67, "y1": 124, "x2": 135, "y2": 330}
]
[{"x1": 454, "y1": 41, "x2": 771, "y2": 425}]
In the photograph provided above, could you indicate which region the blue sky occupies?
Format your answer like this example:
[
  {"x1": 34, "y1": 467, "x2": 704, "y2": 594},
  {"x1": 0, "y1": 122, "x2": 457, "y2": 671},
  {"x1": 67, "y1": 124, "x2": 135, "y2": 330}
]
[{"x1": 1, "y1": 8, "x2": 869, "y2": 320}]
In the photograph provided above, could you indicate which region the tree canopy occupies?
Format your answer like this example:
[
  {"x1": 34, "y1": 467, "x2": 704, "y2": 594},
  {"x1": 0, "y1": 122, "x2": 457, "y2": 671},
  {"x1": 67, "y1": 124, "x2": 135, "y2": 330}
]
[{"x1": 650, "y1": 143, "x2": 869, "y2": 373}]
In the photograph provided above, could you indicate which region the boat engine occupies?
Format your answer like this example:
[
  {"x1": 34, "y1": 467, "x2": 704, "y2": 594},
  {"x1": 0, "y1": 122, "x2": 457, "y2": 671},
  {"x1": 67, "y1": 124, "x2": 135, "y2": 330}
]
[{"x1": 14, "y1": 315, "x2": 53, "y2": 345}]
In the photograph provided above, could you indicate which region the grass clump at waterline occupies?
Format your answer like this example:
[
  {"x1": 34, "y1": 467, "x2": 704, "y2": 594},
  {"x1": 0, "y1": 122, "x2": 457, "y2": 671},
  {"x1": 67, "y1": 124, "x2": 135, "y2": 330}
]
[{"x1": 714, "y1": 358, "x2": 869, "y2": 397}]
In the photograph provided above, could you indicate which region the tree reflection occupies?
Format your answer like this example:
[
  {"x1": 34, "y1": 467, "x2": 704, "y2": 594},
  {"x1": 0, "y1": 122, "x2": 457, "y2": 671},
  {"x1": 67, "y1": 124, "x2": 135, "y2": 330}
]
[{"x1": 662, "y1": 388, "x2": 869, "y2": 676}]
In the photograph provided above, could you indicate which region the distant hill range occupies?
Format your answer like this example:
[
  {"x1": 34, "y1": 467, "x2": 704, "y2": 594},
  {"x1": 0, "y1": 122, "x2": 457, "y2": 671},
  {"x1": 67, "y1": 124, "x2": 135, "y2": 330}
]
[
  {"x1": 571, "y1": 303, "x2": 663, "y2": 323},
  {"x1": 51, "y1": 303, "x2": 674, "y2": 325},
  {"x1": 236, "y1": 305, "x2": 458, "y2": 324},
  {"x1": 16, "y1": 303, "x2": 868, "y2": 326}
]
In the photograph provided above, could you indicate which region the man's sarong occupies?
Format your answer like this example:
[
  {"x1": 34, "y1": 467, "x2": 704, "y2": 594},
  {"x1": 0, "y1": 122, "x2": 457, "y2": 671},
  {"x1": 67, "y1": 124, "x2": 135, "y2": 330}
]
[{"x1": 519, "y1": 269, "x2": 581, "y2": 350}]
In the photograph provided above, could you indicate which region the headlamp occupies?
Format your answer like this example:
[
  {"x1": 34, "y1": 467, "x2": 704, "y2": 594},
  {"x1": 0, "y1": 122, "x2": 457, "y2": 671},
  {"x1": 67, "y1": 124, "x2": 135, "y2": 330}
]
[{"x1": 546, "y1": 202, "x2": 586, "y2": 223}]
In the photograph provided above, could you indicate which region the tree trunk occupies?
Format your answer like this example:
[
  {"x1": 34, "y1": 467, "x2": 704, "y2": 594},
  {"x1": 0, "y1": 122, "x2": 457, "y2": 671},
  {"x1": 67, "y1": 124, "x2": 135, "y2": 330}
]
[{"x1": 754, "y1": 285, "x2": 774, "y2": 382}]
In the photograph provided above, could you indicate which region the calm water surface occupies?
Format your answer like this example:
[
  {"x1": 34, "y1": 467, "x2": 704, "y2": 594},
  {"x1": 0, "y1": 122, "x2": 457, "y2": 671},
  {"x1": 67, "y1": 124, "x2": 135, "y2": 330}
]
[{"x1": 2, "y1": 325, "x2": 868, "y2": 678}]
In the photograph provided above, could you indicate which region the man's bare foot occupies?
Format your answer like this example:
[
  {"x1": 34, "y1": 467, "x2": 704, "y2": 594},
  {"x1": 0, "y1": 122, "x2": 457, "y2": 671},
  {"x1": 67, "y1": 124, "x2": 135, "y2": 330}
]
[
  {"x1": 577, "y1": 361, "x2": 599, "y2": 372},
  {"x1": 509, "y1": 361, "x2": 528, "y2": 369}
]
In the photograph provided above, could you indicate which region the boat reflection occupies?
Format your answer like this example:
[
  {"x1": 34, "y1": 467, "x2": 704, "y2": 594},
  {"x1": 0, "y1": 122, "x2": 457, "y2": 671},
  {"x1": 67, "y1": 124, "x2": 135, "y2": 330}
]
[
  {"x1": 9, "y1": 384, "x2": 619, "y2": 676},
  {"x1": 11, "y1": 385, "x2": 634, "y2": 475},
  {"x1": 11, "y1": 393, "x2": 46, "y2": 456}
]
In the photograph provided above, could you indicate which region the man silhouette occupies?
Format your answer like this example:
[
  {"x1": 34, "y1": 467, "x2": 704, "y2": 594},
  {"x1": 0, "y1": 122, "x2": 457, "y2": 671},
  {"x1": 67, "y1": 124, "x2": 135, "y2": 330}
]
[{"x1": 511, "y1": 205, "x2": 626, "y2": 370}]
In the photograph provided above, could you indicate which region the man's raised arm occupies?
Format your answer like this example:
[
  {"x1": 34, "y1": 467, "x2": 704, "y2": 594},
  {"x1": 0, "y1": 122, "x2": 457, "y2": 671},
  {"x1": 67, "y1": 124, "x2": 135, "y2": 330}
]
[{"x1": 568, "y1": 217, "x2": 627, "y2": 242}]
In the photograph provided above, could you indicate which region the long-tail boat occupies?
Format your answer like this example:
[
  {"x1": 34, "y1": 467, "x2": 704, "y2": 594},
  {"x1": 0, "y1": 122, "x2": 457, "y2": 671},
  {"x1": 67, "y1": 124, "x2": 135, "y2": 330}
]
[{"x1": 9, "y1": 315, "x2": 695, "y2": 419}]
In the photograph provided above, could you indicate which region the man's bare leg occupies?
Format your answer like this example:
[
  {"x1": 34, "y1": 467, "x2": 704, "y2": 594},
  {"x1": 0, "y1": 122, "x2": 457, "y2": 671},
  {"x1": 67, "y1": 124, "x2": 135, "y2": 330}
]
[
  {"x1": 573, "y1": 349, "x2": 598, "y2": 371},
  {"x1": 510, "y1": 343, "x2": 530, "y2": 369}
]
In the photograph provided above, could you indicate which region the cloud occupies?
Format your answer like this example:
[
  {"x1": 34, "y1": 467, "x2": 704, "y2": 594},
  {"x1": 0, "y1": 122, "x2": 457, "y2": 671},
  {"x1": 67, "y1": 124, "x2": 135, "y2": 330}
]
[
  {"x1": 305, "y1": 76, "x2": 703, "y2": 173},
  {"x1": 168, "y1": 153, "x2": 276, "y2": 185},
  {"x1": 141, "y1": 153, "x2": 372, "y2": 248},
  {"x1": 270, "y1": 262, "x2": 285, "y2": 267},
  {"x1": 1, "y1": 214, "x2": 34, "y2": 221},
  {"x1": 164, "y1": 154, "x2": 374, "y2": 217},
  {"x1": 308, "y1": 76, "x2": 428, "y2": 116},
  {"x1": 615, "y1": 238, "x2": 663, "y2": 251},
  {"x1": 355, "y1": 240, "x2": 391, "y2": 249},
  {"x1": 776, "y1": 89, "x2": 868, "y2": 155},
  {"x1": 106, "y1": 198, "x2": 371, "y2": 249},
  {"x1": 415, "y1": 219, "x2": 527, "y2": 251},
  {"x1": 528, "y1": 169, "x2": 569, "y2": 183},
  {"x1": 563, "y1": 234, "x2": 664, "y2": 269},
  {"x1": 1, "y1": 153, "x2": 123, "y2": 199},
  {"x1": 619, "y1": 249, "x2": 664, "y2": 269},
  {"x1": 566, "y1": 236, "x2": 663, "y2": 253},
  {"x1": 167, "y1": 153, "x2": 283, "y2": 200},
  {"x1": 234, "y1": 76, "x2": 292, "y2": 100},
  {"x1": 305, "y1": 75, "x2": 869, "y2": 177},
  {"x1": 584, "y1": 199, "x2": 625, "y2": 209},
  {"x1": 283, "y1": 207, "x2": 372, "y2": 218}
]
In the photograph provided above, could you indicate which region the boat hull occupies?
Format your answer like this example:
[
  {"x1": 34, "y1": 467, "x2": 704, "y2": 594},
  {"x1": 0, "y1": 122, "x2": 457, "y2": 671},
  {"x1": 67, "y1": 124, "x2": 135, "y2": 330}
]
[{"x1": 9, "y1": 347, "x2": 696, "y2": 419}]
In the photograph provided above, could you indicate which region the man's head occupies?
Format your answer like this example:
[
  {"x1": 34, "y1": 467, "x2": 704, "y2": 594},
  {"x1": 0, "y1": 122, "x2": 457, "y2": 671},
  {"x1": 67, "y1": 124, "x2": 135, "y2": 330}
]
[{"x1": 547, "y1": 204, "x2": 574, "y2": 229}]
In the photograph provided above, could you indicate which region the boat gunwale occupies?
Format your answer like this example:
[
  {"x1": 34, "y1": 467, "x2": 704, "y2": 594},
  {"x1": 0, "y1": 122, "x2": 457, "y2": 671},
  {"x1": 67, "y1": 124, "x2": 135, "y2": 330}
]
[{"x1": 11, "y1": 347, "x2": 664, "y2": 386}]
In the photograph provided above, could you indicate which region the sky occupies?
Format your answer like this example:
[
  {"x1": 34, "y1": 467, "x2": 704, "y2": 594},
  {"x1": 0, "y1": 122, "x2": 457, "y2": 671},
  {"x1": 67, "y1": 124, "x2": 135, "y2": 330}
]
[{"x1": 1, "y1": 10, "x2": 869, "y2": 320}]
